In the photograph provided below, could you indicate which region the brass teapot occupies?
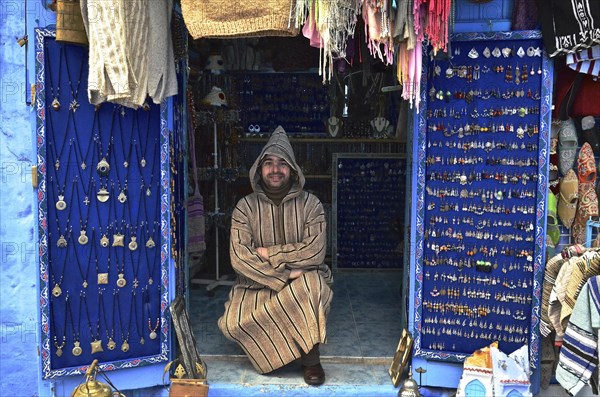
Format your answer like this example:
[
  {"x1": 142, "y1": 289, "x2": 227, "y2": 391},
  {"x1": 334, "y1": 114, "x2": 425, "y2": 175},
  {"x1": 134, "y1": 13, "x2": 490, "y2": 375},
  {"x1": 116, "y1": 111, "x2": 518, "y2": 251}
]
[{"x1": 71, "y1": 359, "x2": 122, "y2": 397}]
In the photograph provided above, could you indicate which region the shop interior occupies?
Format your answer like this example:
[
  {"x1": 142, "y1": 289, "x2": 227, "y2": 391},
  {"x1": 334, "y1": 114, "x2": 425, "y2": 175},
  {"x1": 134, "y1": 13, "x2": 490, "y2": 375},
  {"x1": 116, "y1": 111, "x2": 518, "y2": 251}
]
[{"x1": 184, "y1": 31, "x2": 409, "y2": 359}]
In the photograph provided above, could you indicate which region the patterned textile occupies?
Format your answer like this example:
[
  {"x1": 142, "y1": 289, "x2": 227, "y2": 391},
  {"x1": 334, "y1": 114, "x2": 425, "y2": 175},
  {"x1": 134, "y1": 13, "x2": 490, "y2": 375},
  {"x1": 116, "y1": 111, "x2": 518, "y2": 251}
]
[
  {"x1": 556, "y1": 276, "x2": 600, "y2": 395},
  {"x1": 541, "y1": 253, "x2": 567, "y2": 337},
  {"x1": 567, "y1": 45, "x2": 600, "y2": 76},
  {"x1": 218, "y1": 126, "x2": 333, "y2": 374}
]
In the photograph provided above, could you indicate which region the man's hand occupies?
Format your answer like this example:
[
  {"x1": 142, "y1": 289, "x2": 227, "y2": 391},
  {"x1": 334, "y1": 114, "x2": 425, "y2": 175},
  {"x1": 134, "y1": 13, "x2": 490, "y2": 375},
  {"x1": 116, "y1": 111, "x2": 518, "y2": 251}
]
[
  {"x1": 289, "y1": 269, "x2": 304, "y2": 280},
  {"x1": 256, "y1": 247, "x2": 269, "y2": 261}
]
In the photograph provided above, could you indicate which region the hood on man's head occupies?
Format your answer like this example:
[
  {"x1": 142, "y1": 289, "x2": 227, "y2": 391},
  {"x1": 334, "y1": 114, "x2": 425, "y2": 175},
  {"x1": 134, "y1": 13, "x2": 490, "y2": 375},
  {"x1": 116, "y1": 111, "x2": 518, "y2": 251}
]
[{"x1": 248, "y1": 126, "x2": 305, "y2": 195}]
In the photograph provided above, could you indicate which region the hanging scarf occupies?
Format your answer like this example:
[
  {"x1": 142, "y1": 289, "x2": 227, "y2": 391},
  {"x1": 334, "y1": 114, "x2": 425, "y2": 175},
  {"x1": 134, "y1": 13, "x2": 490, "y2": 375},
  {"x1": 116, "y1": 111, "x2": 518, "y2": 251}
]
[{"x1": 362, "y1": 0, "x2": 395, "y2": 65}]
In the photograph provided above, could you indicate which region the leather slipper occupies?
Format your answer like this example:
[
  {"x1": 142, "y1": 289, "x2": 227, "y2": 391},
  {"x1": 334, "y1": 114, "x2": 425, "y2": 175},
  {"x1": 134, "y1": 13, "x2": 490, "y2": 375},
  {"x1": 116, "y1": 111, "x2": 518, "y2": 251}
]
[
  {"x1": 572, "y1": 181, "x2": 598, "y2": 244},
  {"x1": 547, "y1": 192, "x2": 560, "y2": 245},
  {"x1": 558, "y1": 118, "x2": 578, "y2": 175},
  {"x1": 577, "y1": 142, "x2": 596, "y2": 184},
  {"x1": 558, "y1": 169, "x2": 578, "y2": 228},
  {"x1": 575, "y1": 116, "x2": 600, "y2": 156}
]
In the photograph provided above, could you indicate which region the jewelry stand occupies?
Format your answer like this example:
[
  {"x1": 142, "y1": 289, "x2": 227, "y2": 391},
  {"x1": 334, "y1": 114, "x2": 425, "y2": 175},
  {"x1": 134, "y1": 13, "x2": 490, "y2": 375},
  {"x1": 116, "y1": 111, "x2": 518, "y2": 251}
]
[{"x1": 190, "y1": 102, "x2": 234, "y2": 295}]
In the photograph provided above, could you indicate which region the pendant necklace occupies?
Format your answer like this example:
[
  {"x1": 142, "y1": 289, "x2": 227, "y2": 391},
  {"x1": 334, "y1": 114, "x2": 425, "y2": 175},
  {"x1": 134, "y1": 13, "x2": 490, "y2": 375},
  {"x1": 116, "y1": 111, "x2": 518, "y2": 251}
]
[
  {"x1": 144, "y1": 227, "x2": 157, "y2": 285},
  {"x1": 112, "y1": 219, "x2": 126, "y2": 248},
  {"x1": 52, "y1": 180, "x2": 72, "y2": 248},
  {"x1": 83, "y1": 292, "x2": 104, "y2": 354},
  {"x1": 116, "y1": 248, "x2": 127, "y2": 288},
  {"x1": 133, "y1": 290, "x2": 145, "y2": 344},
  {"x1": 74, "y1": 228, "x2": 93, "y2": 288},
  {"x1": 129, "y1": 248, "x2": 140, "y2": 289},
  {"x1": 51, "y1": 241, "x2": 69, "y2": 297},
  {"x1": 64, "y1": 46, "x2": 83, "y2": 113},
  {"x1": 67, "y1": 294, "x2": 83, "y2": 356},
  {"x1": 74, "y1": 110, "x2": 97, "y2": 171},
  {"x1": 95, "y1": 186, "x2": 112, "y2": 248},
  {"x1": 116, "y1": 290, "x2": 132, "y2": 352},
  {"x1": 100, "y1": 290, "x2": 117, "y2": 351},
  {"x1": 75, "y1": 179, "x2": 90, "y2": 245},
  {"x1": 95, "y1": 110, "x2": 114, "y2": 177},
  {"x1": 50, "y1": 294, "x2": 67, "y2": 357},
  {"x1": 95, "y1": 244, "x2": 110, "y2": 285},
  {"x1": 45, "y1": 44, "x2": 62, "y2": 111},
  {"x1": 135, "y1": 141, "x2": 156, "y2": 197},
  {"x1": 127, "y1": 191, "x2": 143, "y2": 252},
  {"x1": 120, "y1": 110, "x2": 135, "y2": 168},
  {"x1": 113, "y1": 144, "x2": 128, "y2": 204},
  {"x1": 47, "y1": 111, "x2": 71, "y2": 172},
  {"x1": 52, "y1": 141, "x2": 73, "y2": 211},
  {"x1": 145, "y1": 287, "x2": 159, "y2": 340}
]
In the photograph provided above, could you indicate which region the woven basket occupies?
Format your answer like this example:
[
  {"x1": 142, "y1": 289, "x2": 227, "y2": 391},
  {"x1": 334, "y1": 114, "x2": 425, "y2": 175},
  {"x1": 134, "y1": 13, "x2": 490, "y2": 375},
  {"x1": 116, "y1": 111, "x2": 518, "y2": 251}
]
[
  {"x1": 180, "y1": 0, "x2": 299, "y2": 39},
  {"x1": 56, "y1": 0, "x2": 88, "y2": 46}
]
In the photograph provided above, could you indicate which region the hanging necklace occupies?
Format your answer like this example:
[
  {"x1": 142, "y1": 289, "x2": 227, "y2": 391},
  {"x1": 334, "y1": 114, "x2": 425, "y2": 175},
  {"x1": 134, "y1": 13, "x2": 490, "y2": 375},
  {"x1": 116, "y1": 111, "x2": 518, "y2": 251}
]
[
  {"x1": 67, "y1": 295, "x2": 83, "y2": 356},
  {"x1": 51, "y1": 240, "x2": 69, "y2": 297},
  {"x1": 116, "y1": 247, "x2": 127, "y2": 288},
  {"x1": 96, "y1": 186, "x2": 111, "y2": 248},
  {"x1": 133, "y1": 290, "x2": 144, "y2": 344},
  {"x1": 50, "y1": 294, "x2": 67, "y2": 357},
  {"x1": 113, "y1": 143, "x2": 128, "y2": 203},
  {"x1": 129, "y1": 247, "x2": 140, "y2": 289},
  {"x1": 74, "y1": 110, "x2": 97, "y2": 171},
  {"x1": 95, "y1": 110, "x2": 114, "y2": 177},
  {"x1": 145, "y1": 287, "x2": 159, "y2": 340},
  {"x1": 52, "y1": 140, "x2": 73, "y2": 211},
  {"x1": 127, "y1": 190, "x2": 143, "y2": 252},
  {"x1": 116, "y1": 290, "x2": 133, "y2": 352},
  {"x1": 136, "y1": 111, "x2": 152, "y2": 168},
  {"x1": 112, "y1": 218, "x2": 125, "y2": 248},
  {"x1": 47, "y1": 110, "x2": 71, "y2": 173},
  {"x1": 75, "y1": 178, "x2": 90, "y2": 244},
  {"x1": 74, "y1": 228, "x2": 93, "y2": 288},
  {"x1": 52, "y1": 178, "x2": 72, "y2": 248},
  {"x1": 121, "y1": 111, "x2": 135, "y2": 168},
  {"x1": 100, "y1": 290, "x2": 117, "y2": 351},
  {"x1": 64, "y1": 46, "x2": 83, "y2": 112},
  {"x1": 82, "y1": 292, "x2": 103, "y2": 354},
  {"x1": 96, "y1": 244, "x2": 110, "y2": 285},
  {"x1": 45, "y1": 44, "x2": 62, "y2": 111},
  {"x1": 144, "y1": 227, "x2": 157, "y2": 285}
]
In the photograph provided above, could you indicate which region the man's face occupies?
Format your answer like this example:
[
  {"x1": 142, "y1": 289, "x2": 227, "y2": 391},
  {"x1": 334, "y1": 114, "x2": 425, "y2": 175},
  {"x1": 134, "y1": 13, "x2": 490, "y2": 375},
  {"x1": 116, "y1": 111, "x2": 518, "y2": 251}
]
[{"x1": 260, "y1": 155, "x2": 291, "y2": 189}]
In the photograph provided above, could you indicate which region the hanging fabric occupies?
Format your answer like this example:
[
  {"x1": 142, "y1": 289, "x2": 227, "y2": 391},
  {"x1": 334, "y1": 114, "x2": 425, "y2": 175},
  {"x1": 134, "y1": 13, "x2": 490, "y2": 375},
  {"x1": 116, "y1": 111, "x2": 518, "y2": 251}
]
[
  {"x1": 56, "y1": 0, "x2": 88, "y2": 46},
  {"x1": 180, "y1": 0, "x2": 298, "y2": 39}
]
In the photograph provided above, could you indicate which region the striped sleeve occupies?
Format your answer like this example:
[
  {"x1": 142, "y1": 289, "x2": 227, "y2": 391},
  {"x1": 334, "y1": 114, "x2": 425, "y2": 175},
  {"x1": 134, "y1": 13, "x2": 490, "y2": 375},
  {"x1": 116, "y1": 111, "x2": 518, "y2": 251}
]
[
  {"x1": 230, "y1": 200, "x2": 290, "y2": 291},
  {"x1": 556, "y1": 278, "x2": 600, "y2": 396},
  {"x1": 267, "y1": 194, "x2": 326, "y2": 271}
]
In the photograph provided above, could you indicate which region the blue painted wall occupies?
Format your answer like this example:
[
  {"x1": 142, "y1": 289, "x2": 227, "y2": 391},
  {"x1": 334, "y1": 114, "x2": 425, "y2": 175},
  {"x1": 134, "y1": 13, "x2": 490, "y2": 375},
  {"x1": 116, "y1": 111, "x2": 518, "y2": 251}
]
[{"x1": 1, "y1": 2, "x2": 54, "y2": 397}]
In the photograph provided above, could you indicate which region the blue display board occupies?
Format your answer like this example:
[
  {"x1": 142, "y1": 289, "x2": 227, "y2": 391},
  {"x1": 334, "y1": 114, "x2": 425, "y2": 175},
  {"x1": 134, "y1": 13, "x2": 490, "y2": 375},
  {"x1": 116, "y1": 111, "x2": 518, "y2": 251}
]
[
  {"x1": 332, "y1": 154, "x2": 406, "y2": 269},
  {"x1": 35, "y1": 29, "x2": 172, "y2": 379},
  {"x1": 410, "y1": 30, "x2": 552, "y2": 370}
]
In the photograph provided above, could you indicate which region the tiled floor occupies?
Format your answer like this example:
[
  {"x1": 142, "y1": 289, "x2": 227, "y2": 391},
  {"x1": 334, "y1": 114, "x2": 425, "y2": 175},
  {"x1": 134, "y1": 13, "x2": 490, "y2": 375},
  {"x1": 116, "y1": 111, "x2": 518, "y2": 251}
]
[{"x1": 189, "y1": 270, "x2": 405, "y2": 358}]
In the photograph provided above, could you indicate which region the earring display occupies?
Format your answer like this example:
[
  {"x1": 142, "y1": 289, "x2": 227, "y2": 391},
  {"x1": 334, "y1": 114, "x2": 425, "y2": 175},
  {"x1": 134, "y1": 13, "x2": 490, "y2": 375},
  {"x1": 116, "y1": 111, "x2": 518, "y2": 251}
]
[
  {"x1": 332, "y1": 154, "x2": 407, "y2": 269},
  {"x1": 413, "y1": 31, "x2": 551, "y2": 369},
  {"x1": 37, "y1": 35, "x2": 168, "y2": 376}
]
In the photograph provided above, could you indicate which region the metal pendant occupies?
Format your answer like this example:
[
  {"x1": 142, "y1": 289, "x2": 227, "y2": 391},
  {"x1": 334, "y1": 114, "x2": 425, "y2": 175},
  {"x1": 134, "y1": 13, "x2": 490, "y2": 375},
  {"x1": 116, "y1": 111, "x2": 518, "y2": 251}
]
[
  {"x1": 112, "y1": 233, "x2": 124, "y2": 247},
  {"x1": 52, "y1": 283, "x2": 62, "y2": 297},
  {"x1": 116, "y1": 273, "x2": 127, "y2": 288},
  {"x1": 121, "y1": 341, "x2": 130, "y2": 352},
  {"x1": 82, "y1": 279, "x2": 88, "y2": 288},
  {"x1": 124, "y1": 160, "x2": 129, "y2": 168},
  {"x1": 100, "y1": 234, "x2": 109, "y2": 247},
  {"x1": 97, "y1": 187, "x2": 109, "y2": 202},
  {"x1": 97, "y1": 272, "x2": 108, "y2": 285},
  {"x1": 81, "y1": 161, "x2": 86, "y2": 170},
  {"x1": 141, "y1": 158, "x2": 146, "y2": 168},
  {"x1": 55, "y1": 345, "x2": 63, "y2": 357},
  {"x1": 96, "y1": 157, "x2": 110, "y2": 176},
  {"x1": 128, "y1": 236, "x2": 138, "y2": 251},
  {"x1": 118, "y1": 190, "x2": 127, "y2": 203},
  {"x1": 52, "y1": 97, "x2": 61, "y2": 111},
  {"x1": 107, "y1": 338, "x2": 116, "y2": 351},
  {"x1": 69, "y1": 99, "x2": 80, "y2": 113},
  {"x1": 78, "y1": 230, "x2": 88, "y2": 245},
  {"x1": 90, "y1": 339, "x2": 103, "y2": 354},
  {"x1": 56, "y1": 195, "x2": 67, "y2": 211},
  {"x1": 146, "y1": 236, "x2": 155, "y2": 248},
  {"x1": 149, "y1": 331, "x2": 157, "y2": 340},
  {"x1": 57, "y1": 235, "x2": 67, "y2": 248},
  {"x1": 146, "y1": 187, "x2": 151, "y2": 197},
  {"x1": 140, "y1": 337, "x2": 145, "y2": 345},
  {"x1": 72, "y1": 341, "x2": 82, "y2": 356},
  {"x1": 148, "y1": 277, "x2": 153, "y2": 285}
]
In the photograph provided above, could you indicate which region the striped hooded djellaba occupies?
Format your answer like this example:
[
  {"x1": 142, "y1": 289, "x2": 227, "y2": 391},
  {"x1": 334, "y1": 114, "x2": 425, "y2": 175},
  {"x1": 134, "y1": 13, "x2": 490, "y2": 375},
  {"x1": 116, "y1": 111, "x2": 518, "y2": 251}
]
[{"x1": 218, "y1": 126, "x2": 333, "y2": 374}]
